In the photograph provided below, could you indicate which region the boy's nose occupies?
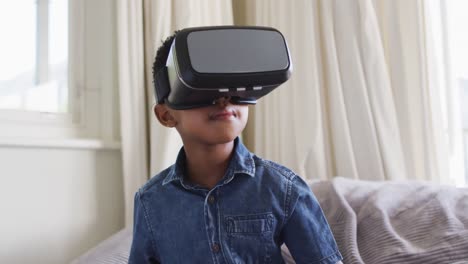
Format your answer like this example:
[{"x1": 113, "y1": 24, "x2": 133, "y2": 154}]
[{"x1": 214, "y1": 96, "x2": 231, "y2": 106}]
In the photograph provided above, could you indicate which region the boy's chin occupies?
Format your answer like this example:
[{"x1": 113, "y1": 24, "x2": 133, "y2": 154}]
[{"x1": 201, "y1": 133, "x2": 240, "y2": 146}]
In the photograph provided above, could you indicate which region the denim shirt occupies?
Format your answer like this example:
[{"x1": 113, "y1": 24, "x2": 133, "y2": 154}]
[{"x1": 129, "y1": 138, "x2": 342, "y2": 264}]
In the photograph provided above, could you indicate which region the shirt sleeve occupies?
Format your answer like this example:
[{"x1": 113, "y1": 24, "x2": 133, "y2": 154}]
[
  {"x1": 281, "y1": 176, "x2": 343, "y2": 264},
  {"x1": 128, "y1": 191, "x2": 160, "y2": 264}
]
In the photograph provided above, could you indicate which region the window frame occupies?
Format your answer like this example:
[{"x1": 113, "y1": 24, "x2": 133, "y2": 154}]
[{"x1": 0, "y1": 0, "x2": 120, "y2": 145}]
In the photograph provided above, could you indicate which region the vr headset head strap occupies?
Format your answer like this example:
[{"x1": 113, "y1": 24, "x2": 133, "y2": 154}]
[{"x1": 154, "y1": 66, "x2": 170, "y2": 104}]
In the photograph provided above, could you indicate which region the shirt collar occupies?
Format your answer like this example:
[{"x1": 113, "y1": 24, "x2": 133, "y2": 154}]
[{"x1": 162, "y1": 137, "x2": 255, "y2": 187}]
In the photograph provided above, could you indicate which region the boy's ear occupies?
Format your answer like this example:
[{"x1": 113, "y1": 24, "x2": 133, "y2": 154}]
[{"x1": 154, "y1": 104, "x2": 177, "y2": 127}]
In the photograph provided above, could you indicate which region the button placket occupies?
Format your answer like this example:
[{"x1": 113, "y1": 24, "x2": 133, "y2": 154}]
[
  {"x1": 212, "y1": 243, "x2": 220, "y2": 253},
  {"x1": 204, "y1": 189, "x2": 224, "y2": 262},
  {"x1": 208, "y1": 195, "x2": 215, "y2": 204}
]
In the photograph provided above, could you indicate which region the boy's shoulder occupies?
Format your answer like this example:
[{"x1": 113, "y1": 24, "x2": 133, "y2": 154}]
[
  {"x1": 136, "y1": 154, "x2": 307, "y2": 196},
  {"x1": 137, "y1": 165, "x2": 174, "y2": 195},
  {"x1": 252, "y1": 154, "x2": 299, "y2": 182},
  {"x1": 253, "y1": 155, "x2": 316, "y2": 200}
]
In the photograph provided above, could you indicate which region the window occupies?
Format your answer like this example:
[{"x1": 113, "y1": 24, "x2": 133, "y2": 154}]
[
  {"x1": 0, "y1": 0, "x2": 120, "y2": 145},
  {"x1": 429, "y1": 0, "x2": 468, "y2": 186},
  {"x1": 444, "y1": 0, "x2": 468, "y2": 185},
  {"x1": 463, "y1": 78, "x2": 468, "y2": 184},
  {"x1": 0, "y1": 0, "x2": 69, "y2": 113}
]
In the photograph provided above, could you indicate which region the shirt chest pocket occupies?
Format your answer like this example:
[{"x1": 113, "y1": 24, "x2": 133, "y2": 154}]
[
  {"x1": 224, "y1": 213, "x2": 276, "y2": 264},
  {"x1": 225, "y1": 213, "x2": 275, "y2": 234}
]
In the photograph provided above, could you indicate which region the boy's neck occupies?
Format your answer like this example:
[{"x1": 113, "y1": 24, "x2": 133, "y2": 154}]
[{"x1": 183, "y1": 140, "x2": 235, "y2": 190}]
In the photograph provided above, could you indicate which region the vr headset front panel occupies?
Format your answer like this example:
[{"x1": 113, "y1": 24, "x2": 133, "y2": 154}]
[{"x1": 156, "y1": 26, "x2": 292, "y2": 109}]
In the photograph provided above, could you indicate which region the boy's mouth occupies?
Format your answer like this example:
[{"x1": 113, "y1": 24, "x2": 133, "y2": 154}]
[{"x1": 209, "y1": 109, "x2": 237, "y2": 120}]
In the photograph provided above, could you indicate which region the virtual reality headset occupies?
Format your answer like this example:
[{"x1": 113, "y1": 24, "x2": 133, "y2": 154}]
[{"x1": 154, "y1": 26, "x2": 292, "y2": 109}]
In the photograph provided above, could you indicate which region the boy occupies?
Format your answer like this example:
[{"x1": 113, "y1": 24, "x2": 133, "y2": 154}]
[{"x1": 129, "y1": 27, "x2": 343, "y2": 264}]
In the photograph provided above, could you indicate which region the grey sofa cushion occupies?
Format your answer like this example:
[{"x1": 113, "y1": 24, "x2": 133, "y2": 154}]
[
  {"x1": 71, "y1": 228, "x2": 132, "y2": 264},
  {"x1": 71, "y1": 228, "x2": 295, "y2": 263},
  {"x1": 72, "y1": 178, "x2": 468, "y2": 264}
]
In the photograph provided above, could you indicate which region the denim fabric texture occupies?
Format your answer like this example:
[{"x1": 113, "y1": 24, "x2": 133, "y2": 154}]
[{"x1": 129, "y1": 138, "x2": 343, "y2": 264}]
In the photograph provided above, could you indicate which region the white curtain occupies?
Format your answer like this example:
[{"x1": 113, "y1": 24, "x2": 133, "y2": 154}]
[
  {"x1": 142, "y1": 0, "x2": 234, "y2": 176},
  {"x1": 375, "y1": 0, "x2": 465, "y2": 185},
  {"x1": 116, "y1": 0, "x2": 148, "y2": 228},
  {"x1": 239, "y1": 0, "x2": 454, "y2": 184},
  {"x1": 116, "y1": 0, "x2": 461, "y2": 226},
  {"x1": 116, "y1": 0, "x2": 233, "y2": 226},
  {"x1": 372, "y1": 0, "x2": 451, "y2": 183}
]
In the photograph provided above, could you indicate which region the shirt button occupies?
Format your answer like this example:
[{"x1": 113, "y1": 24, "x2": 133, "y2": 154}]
[
  {"x1": 212, "y1": 243, "x2": 220, "y2": 253},
  {"x1": 208, "y1": 195, "x2": 215, "y2": 204}
]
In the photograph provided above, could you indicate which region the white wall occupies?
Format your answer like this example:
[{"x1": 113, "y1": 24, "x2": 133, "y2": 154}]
[
  {"x1": 0, "y1": 145, "x2": 124, "y2": 263},
  {"x1": 0, "y1": 1, "x2": 124, "y2": 263}
]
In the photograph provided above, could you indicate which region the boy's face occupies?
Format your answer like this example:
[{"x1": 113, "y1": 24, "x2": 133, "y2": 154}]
[{"x1": 154, "y1": 97, "x2": 248, "y2": 145}]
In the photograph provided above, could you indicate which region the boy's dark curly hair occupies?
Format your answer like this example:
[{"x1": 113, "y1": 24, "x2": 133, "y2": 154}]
[{"x1": 152, "y1": 31, "x2": 179, "y2": 80}]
